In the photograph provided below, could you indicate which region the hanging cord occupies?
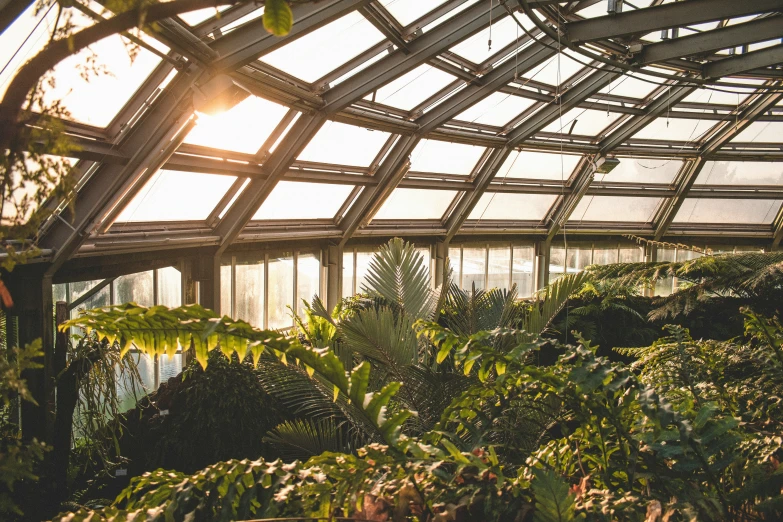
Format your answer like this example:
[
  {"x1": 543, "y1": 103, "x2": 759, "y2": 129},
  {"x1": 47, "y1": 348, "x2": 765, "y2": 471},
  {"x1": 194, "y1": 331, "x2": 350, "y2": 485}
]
[
  {"x1": 554, "y1": 2, "x2": 570, "y2": 334},
  {"x1": 488, "y1": 0, "x2": 493, "y2": 52},
  {"x1": 666, "y1": 85, "x2": 671, "y2": 127}
]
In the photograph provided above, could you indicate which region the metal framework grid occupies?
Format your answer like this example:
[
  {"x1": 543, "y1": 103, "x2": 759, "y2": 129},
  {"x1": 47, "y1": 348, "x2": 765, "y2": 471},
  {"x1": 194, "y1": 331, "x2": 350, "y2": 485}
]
[{"x1": 4, "y1": 0, "x2": 783, "y2": 290}]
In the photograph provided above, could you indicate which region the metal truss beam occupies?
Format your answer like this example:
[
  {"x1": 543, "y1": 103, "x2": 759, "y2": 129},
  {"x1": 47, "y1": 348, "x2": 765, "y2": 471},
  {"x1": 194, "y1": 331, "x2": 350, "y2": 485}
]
[
  {"x1": 360, "y1": 2, "x2": 409, "y2": 53},
  {"x1": 703, "y1": 44, "x2": 783, "y2": 79},
  {"x1": 0, "y1": 0, "x2": 33, "y2": 34},
  {"x1": 506, "y1": 65, "x2": 622, "y2": 147},
  {"x1": 322, "y1": 0, "x2": 510, "y2": 113},
  {"x1": 654, "y1": 85, "x2": 783, "y2": 239},
  {"x1": 336, "y1": 135, "x2": 420, "y2": 245},
  {"x1": 213, "y1": 112, "x2": 327, "y2": 253},
  {"x1": 544, "y1": 155, "x2": 597, "y2": 241},
  {"x1": 635, "y1": 17, "x2": 783, "y2": 66},
  {"x1": 444, "y1": 147, "x2": 512, "y2": 242},
  {"x1": 211, "y1": 0, "x2": 372, "y2": 71},
  {"x1": 563, "y1": 0, "x2": 783, "y2": 43}
]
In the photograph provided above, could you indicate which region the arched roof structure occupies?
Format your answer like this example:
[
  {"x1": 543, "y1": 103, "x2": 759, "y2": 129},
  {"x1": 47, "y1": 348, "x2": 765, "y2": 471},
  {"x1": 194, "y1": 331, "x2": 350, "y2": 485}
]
[{"x1": 3, "y1": 0, "x2": 783, "y2": 287}]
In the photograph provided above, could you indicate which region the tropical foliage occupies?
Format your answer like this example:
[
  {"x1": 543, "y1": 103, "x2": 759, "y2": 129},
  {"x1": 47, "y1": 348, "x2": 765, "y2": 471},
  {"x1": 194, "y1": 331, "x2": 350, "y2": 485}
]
[
  {"x1": 587, "y1": 251, "x2": 783, "y2": 320},
  {"x1": 50, "y1": 239, "x2": 783, "y2": 521}
]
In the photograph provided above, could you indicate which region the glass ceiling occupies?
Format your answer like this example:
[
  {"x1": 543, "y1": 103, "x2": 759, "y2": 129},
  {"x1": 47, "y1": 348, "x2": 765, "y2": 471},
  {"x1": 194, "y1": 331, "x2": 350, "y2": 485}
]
[{"x1": 5, "y1": 0, "x2": 783, "y2": 250}]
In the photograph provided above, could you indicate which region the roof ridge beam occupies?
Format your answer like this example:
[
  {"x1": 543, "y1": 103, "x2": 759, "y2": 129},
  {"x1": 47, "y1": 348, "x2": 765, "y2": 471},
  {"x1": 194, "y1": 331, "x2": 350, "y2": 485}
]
[{"x1": 564, "y1": 0, "x2": 783, "y2": 43}]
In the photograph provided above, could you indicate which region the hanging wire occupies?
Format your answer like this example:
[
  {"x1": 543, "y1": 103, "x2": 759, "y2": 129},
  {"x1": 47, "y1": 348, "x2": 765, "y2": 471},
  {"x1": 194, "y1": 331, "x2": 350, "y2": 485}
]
[{"x1": 488, "y1": 0, "x2": 493, "y2": 52}]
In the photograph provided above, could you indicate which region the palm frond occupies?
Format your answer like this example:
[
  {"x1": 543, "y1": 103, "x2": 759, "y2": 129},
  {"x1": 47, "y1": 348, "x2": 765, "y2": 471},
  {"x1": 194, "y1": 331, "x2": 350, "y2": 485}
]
[
  {"x1": 525, "y1": 272, "x2": 591, "y2": 335},
  {"x1": 263, "y1": 418, "x2": 352, "y2": 462},
  {"x1": 361, "y1": 238, "x2": 435, "y2": 321},
  {"x1": 338, "y1": 306, "x2": 418, "y2": 369}
]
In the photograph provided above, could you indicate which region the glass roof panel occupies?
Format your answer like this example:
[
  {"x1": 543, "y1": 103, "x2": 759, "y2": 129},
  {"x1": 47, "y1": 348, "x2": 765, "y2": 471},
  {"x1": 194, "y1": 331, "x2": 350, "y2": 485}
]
[
  {"x1": 184, "y1": 96, "x2": 289, "y2": 155},
  {"x1": 631, "y1": 117, "x2": 717, "y2": 141},
  {"x1": 252, "y1": 182, "x2": 354, "y2": 220},
  {"x1": 468, "y1": 193, "x2": 558, "y2": 220},
  {"x1": 569, "y1": 196, "x2": 661, "y2": 222},
  {"x1": 379, "y1": 0, "x2": 448, "y2": 26},
  {"x1": 260, "y1": 12, "x2": 384, "y2": 82},
  {"x1": 369, "y1": 64, "x2": 457, "y2": 111},
  {"x1": 178, "y1": 6, "x2": 231, "y2": 26},
  {"x1": 597, "y1": 158, "x2": 683, "y2": 184},
  {"x1": 683, "y1": 85, "x2": 754, "y2": 105},
  {"x1": 117, "y1": 171, "x2": 236, "y2": 222},
  {"x1": 497, "y1": 150, "x2": 581, "y2": 180},
  {"x1": 1, "y1": 3, "x2": 164, "y2": 127},
  {"x1": 696, "y1": 161, "x2": 783, "y2": 185},
  {"x1": 453, "y1": 92, "x2": 534, "y2": 126},
  {"x1": 674, "y1": 199, "x2": 782, "y2": 224},
  {"x1": 600, "y1": 73, "x2": 657, "y2": 100},
  {"x1": 373, "y1": 188, "x2": 457, "y2": 220},
  {"x1": 410, "y1": 139, "x2": 486, "y2": 175},
  {"x1": 520, "y1": 52, "x2": 584, "y2": 87},
  {"x1": 449, "y1": 13, "x2": 533, "y2": 64},
  {"x1": 542, "y1": 108, "x2": 621, "y2": 137},
  {"x1": 731, "y1": 122, "x2": 783, "y2": 143},
  {"x1": 297, "y1": 121, "x2": 391, "y2": 166}
]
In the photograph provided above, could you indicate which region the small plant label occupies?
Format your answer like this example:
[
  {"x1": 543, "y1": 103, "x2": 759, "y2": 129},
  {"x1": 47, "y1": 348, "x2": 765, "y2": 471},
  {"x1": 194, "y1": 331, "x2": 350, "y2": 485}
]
[
  {"x1": 115, "y1": 469, "x2": 128, "y2": 477},
  {"x1": 160, "y1": 409, "x2": 170, "y2": 416}
]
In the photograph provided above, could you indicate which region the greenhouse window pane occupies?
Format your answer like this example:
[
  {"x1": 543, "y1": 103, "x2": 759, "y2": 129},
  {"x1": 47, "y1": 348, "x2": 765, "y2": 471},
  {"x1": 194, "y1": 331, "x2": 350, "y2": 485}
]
[
  {"x1": 468, "y1": 193, "x2": 558, "y2": 221},
  {"x1": 521, "y1": 52, "x2": 584, "y2": 87},
  {"x1": 185, "y1": 96, "x2": 289, "y2": 155},
  {"x1": 673, "y1": 199, "x2": 782, "y2": 224},
  {"x1": 117, "y1": 353, "x2": 155, "y2": 411},
  {"x1": 512, "y1": 246, "x2": 535, "y2": 297},
  {"x1": 253, "y1": 182, "x2": 355, "y2": 220},
  {"x1": 567, "y1": 245, "x2": 593, "y2": 272},
  {"x1": 497, "y1": 151, "x2": 581, "y2": 180},
  {"x1": 221, "y1": 264, "x2": 232, "y2": 317},
  {"x1": 592, "y1": 247, "x2": 618, "y2": 266},
  {"x1": 235, "y1": 261, "x2": 264, "y2": 327},
  {"x1": 297, "y1": 122, "x2": 391, "y2": 166},
  {"x1": 343, "y1": 251, "x2": 355, "y2": 297},
  {"x1": 297, "y1": 254, "x2": 320, "y2": 315},
  {"x1": 600, "y1": 73, "x2": 656, "y2": 100},
  {"x1": 454, "y1": 92, "x2": 534, "y2": 126},
  {"x1": 598, "y1": 158, "x2": 682, "y2": 184},
  {"x1": 631, "y1": 118, "x2": 717, "y2": 141},
  {"x1": 178, "y1": 6, "x2": 231, "y2": 26},
  {"x1": 549, "y1": 245, "x2": 566, "y2": 281},
  {"x1": 655, "y1": 247, "x2": 676, "y2": 296},
  {"x1": 416, "y1": 247, "x2": 432, "y2": 278},
  {"x1": 450, "y1": 14, "x2": 533, "y2": 64},
  {"x1": 369, "y1": 64, "x2": 457, "y2": 111},
  {"x1": 69, "y1": 279, "x2": 102, "y2": 303},
  {"x1": 619, "y1": 246, "x2": 644, "y2": 263},
  {"x1": 373, "y1": 189, "x2": 457, "y2": 220},
  {"x1": 410, "y1": 140, "x2": 486, "y2": 175},
  {"x1": 261, "y1": 12, "x2": 384, "y2": 82},
  {"x1": 1, "y1": 4, "x2": 165, "y2": 126},
  {"x1": 114, "y1": 271, "x2": 153, "y2": 306},
  {"x1": 696, "y1": 161, "x2": 783, "y2": 185},
  {"x1": 70, "y1": 283, "x2": 110, "y2": 318},
  {"x1": 487, "y1": 246, "x2": 511, "y2": 290},
  {"x1": 683, "y1": 85, "x2": 753, "y2": 106},
  {"x1": 159, "y1": 354, "x2": 183, "y2": 384},
  {"x1": 268, "y1": 254, "x2": 294, "y2": 329},
  {"x1": 462, "y1": 246, "x2": 486, "y2": 291},
  {"x1": 356, "y1": 251, "x2": 375, "y2": 293},
  {"x1": 117, "y1": 170, "x2": 237, "y2": 222},
  {"x1": 569, "y1": 196, "x2": 661, "y2": 222},
  {"x1": 731, "y1": 122, "x2": 783, "y2": 143},
  {"x1": 542, "y1": 108, "x2": 621, "y2": 137},
  {"x1": 157, "y1": 267, "x2": 181, "y2": 307},
  {"x1": 448, "y1": 247, "x2": 462, "y2": 282},
  {"x1": 379, "y1": 0, "x2": 447, "y2": 26}
]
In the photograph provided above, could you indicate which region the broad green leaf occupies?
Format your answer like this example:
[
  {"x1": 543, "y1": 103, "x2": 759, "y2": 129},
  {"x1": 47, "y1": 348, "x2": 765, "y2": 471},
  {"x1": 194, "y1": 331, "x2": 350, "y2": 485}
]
[{"x1": 263, "y1": 0, "x2": 293, "y2": 36}]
